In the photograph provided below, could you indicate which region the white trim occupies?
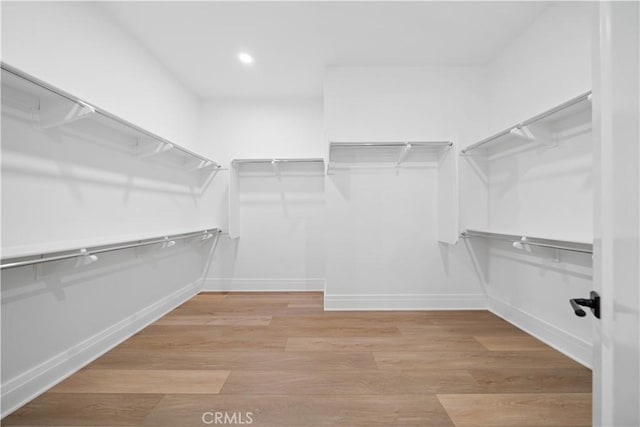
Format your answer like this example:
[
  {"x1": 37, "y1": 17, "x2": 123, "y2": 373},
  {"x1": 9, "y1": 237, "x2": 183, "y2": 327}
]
[
  {"x1": 488, "y1": 296, "x2": 593, "y2": 368},
  {"x1": 324, "y1": 293, "x2": 488, "y2": 311},
  {"x1": 1, "y1": 279, "x2": 202, "y2": 418},
  {"x1": 203, "y1": 278, "x2": 325, "y2": 292}
]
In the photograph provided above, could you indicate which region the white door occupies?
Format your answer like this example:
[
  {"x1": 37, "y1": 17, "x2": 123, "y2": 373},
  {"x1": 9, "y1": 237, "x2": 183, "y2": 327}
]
[{"x1": 592, "y1": 2, "x2": 640, "y2": 426}]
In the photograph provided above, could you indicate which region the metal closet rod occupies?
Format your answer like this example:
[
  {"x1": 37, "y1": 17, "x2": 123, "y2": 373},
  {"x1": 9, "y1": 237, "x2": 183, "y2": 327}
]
[
  {"x1": 331, "y1": 141, "x2": 453, "y2": 148},
  {"x1": 460, "y1": 229, "x2": 593, "y2": 254},
  {"x1": 1, "y1": 62, "x2": 221, "y2": 169},
  {"x1": 232, "y1": 158, "x2": 325, "y2": 164},
  {"x1": 0, "y1": 229, "x2": 221, "y2": 270},
  {"x1": 461, "y1": 91, "x2": 592, "y2": 154}
]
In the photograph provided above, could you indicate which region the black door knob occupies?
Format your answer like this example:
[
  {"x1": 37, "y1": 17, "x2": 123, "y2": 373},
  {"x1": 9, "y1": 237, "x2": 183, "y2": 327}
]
[{"x1": 569, "y1": 291, "x2": 600, "y2": 319}]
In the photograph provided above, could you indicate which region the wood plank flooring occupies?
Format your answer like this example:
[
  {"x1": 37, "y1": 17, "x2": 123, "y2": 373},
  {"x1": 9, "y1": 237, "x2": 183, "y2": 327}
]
[{"x1": 2, "y1": 292, "x2": 592, "y2": 426}]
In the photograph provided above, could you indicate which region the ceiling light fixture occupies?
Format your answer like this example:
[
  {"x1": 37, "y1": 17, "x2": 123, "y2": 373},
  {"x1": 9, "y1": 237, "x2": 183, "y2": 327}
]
[{"x1": 238, "y1": 52, "x2": 254, "y2": 65}]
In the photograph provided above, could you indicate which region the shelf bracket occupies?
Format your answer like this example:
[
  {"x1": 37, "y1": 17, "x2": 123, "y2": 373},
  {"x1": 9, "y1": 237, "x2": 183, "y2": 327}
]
[
  {"x1": 185, "y1": 231, "x2": 214, "y2": 244},
  {"x1": 137, "y1": 141, "x2": 174, "y2": 159},
  {"x1": 271, "y1": 159, "x2": 281, "y2": 177},
  {"x1": 39, "y1": 102, "x2": 96, "y2": 129},
  {"x1": 509, "y1": 125, "x2": 536, "y2": 142},
  {"x1": 160, "y1": 237, "x2": 176, "y2": 249},
  {"x1": 188, "y1": 159, "x2": 215, "y2": 172},
  {"x1": 396, "y1": 143, "x2": 412, "y2": 167},
  {"x1": 74, "y1": 248, "x2": 99, "y2": 267},
  {"x1": 512, "y1": 236, "x2": 531, "y2": 252}
]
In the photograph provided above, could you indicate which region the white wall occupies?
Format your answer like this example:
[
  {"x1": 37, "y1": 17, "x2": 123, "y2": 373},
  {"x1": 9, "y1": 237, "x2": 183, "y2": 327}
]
[
  {"x1": 471, "y1": 2, "x2": 594, "y2": 366},
  {"x1": 0, "y1": 2, "x2": 220, "y2": 417},
  {"x1": 0, "y1": 99, "x2": 222, "y2": 417},
  {"x1": 485, "y1": 107, "x2": 593, "y2": 242},
  {"x1": 0, "y1": 239, "x2": 217, "y2": 417},
  {"x1": 325, "y1": 168, "x2": 487, "y2": 309},
  {"x1": 198, "y1": 97, "x2": 325, "y2": 166},
  {"x1": 1, "y1": 1, "x2": 201, "y2": 151},
  {"x1": 486, "y1": 2, "x2": 592, "y2": 135},
  {"x1": 486, "y1": 241, "x2": 594, "y2": 366},
  {"x1": 206, "y1": 163, "x2": 326, "y2": 291},
  {"x1": 0, "y1": 113, "x2": 220, "y2": 253},
  {"x1": 325, "y1": 66, "x2": 490, "y2": 144},
  {"x1": 199, "y1": 98, "x2": 327, "y2": 290},
  {"x1": 323, "y1": 66, "x2": 488, "y2": 309}
]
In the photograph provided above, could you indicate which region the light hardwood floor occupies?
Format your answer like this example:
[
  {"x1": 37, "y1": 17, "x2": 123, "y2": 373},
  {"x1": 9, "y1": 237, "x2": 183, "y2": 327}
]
[{"x1": 3, "y1": 292, "x2": 592, "y2": 426}]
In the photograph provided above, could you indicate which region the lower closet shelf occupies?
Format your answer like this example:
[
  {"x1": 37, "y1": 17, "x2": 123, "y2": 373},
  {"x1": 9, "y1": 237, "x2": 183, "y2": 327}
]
[
  {"x1": 0, "y1": 228, "x2": 221, "y2": 270},
  {"x1": 461, "y1": 229, "x2": 593, "y2": 254}
]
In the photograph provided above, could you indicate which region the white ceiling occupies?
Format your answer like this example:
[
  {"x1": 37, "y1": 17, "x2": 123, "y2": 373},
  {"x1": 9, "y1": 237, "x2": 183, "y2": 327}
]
[{"x1": 102, "y1": 2, "x2": 549, "y2": 99}]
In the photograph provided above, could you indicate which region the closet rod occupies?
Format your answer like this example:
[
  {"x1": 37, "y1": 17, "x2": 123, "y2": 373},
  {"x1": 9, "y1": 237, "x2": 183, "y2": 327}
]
[
  {"x1": 461, "y1": 91, "x2": 592, "y2": 154},
  {"x1": 232, "y1": 158, "x2": 324, "y2": 164},
  {"x1": 0, "y1": 229, "x2": 221, "y2": 270},
  {"x1": 460, "y1": 229, "x2": 593, "y2": 254},
  {"x1": 331, "y1": 141, "x2": 453, "y2": 148},
  {"x1": 1, "y1": 62, "x2": 221, "y2": 169}
]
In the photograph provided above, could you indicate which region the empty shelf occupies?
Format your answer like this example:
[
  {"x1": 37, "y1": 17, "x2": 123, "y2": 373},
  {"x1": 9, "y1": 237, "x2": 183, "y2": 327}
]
[
  {"x1": 328, "y1": 141, "x2": 453, "y2": 171},
  {"x1": 461, "y1": 229, "x2": 593, "y2": 254},
  {"x1": 1, "y1": 63, "x2": 220, "y2": 172},
  {"x1": 232, "y1": 158, "x2": 325, "y2": 176},
  {"x1": 461, "y1": 92, "x2": 592, "y2": 155},
  {"x1": 1, "y1": 228, "x2": 221, "y2": 270}
]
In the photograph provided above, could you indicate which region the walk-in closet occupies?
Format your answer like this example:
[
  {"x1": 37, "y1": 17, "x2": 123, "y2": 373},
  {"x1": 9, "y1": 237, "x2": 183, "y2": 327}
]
[{"x1": 1, "y1": 2, "x2": 638, "y2": 426}]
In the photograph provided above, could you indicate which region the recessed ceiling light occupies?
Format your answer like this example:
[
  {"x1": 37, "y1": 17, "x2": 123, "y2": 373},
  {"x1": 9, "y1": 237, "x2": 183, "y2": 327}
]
[{"x1": 238, "y1": 52, "x2": 254, "y2": 65}]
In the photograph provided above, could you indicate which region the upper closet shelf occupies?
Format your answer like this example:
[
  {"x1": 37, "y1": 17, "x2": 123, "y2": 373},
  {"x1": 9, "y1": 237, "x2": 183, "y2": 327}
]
[
  {"x1": 461, "y1": 228, "x2": 593, "y2": 254},
  {"x1": 328, "y1": 141, "x2": 453, "y2": 172},
  {"x1": 1, "y1": 63, "x2": 221, "y2": 172},
  {"x1": 461, "y1": 91, "x2": 592, "y2": 155},
  {"x1": 232, "y1": 158, "x2": 325, "y2": 176},
  {"x1": 232, "y1": 158, "x2": 325, "y2": 165}
]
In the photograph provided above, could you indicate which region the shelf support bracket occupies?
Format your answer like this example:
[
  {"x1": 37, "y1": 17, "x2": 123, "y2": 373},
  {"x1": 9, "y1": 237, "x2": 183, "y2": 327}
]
[
  {"x1": 137, "y1": 141, "x2": 174, "y2": 159},
  {"x1": 396, "y1": 143, "x2": 412, "y2": 167},
  {"x1": 271, "y1": 159, "x2": 281, "y2": 177},
  {"x1": 39, "y1": 102, "x2": 96, "y2": 129},
  {"x1": 509, "y1": 125, "x2": 536, "y2": 142},
  {"x1": 74, "y1": 248, "x2": 99, "y2": 267},
  {"x1": 512, "y1": 236, "x2": 532, "y2": 252},
  {"x1": 160, "y1": 237, "x2": 176, "y2": 249},
  {"x1": 188, "y1": 159, "x2": 215, "y2": 172}
]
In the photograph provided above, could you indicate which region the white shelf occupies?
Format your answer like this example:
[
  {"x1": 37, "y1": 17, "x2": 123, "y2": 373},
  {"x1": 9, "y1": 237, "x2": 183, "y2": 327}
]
[
  {"x1": 461, "y1": 228, "x2": 593, "y2": 254},
  {"x1": 228, "y1": 158, "x2": 325, "y2": 239},
  {"x1": 328, "y1": 141, "x2": 452, "y2": 172},
  {"x1": 1, "y1": 225, "x2": 221, "y2": 260},
  {"x1": 326, "y1": 141, "x2": 459, "y2": 244},
  {"x1": 1, "y1": 63, "x2": 220, "y2": 173},
  {"x1": 461, "y1": 92, "x2": 592, "y2": 155},
  {"x1": 231, "y1": 158, "x2": 325, "y2": 176}
]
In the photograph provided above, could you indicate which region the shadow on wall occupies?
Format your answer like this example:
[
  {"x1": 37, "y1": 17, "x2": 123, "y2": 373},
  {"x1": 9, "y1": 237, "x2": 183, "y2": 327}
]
[
  {"x1": 208, "y1": 169, "x2": 326, "y2": 287},
  {"x1": 488, "y1": 240, "x2": 593, "y2": 281},
  {"x1": 461, "y1": 237, "x2": 490, "y2": 290},
  {"x1": 327, "y1": 172, "x2": 351, "y2": 200},
  {"x1": 462, "y1": 238, "x2": 592, "y2": 284},
  {"x1": 327, "y1": 166, "x2": 439, "y2": 201},
  {"x1": 2, "y1": 113, "x2": 219, "y2": 196},
  {"x1": 438, "y1": 242, "x2": 450, "y2": 275},
  {"x1": 209, "y1": 236, "x2": 241, "y2": 284}
]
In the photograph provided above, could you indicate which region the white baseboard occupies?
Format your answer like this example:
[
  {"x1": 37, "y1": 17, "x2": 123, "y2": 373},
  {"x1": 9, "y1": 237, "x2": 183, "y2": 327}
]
[
  {"x1": 1, "y1": 279, "x2": 202, "y2": 419},
  {"x1": 324, "y1": 294, "x2": 488, "y2": 311},
  {"x1": 203, "y1": 278, "x2": 324, "y2": 292},
  {"x1": 488, "y1": 296, "x2": 592, "y2": 368}
]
